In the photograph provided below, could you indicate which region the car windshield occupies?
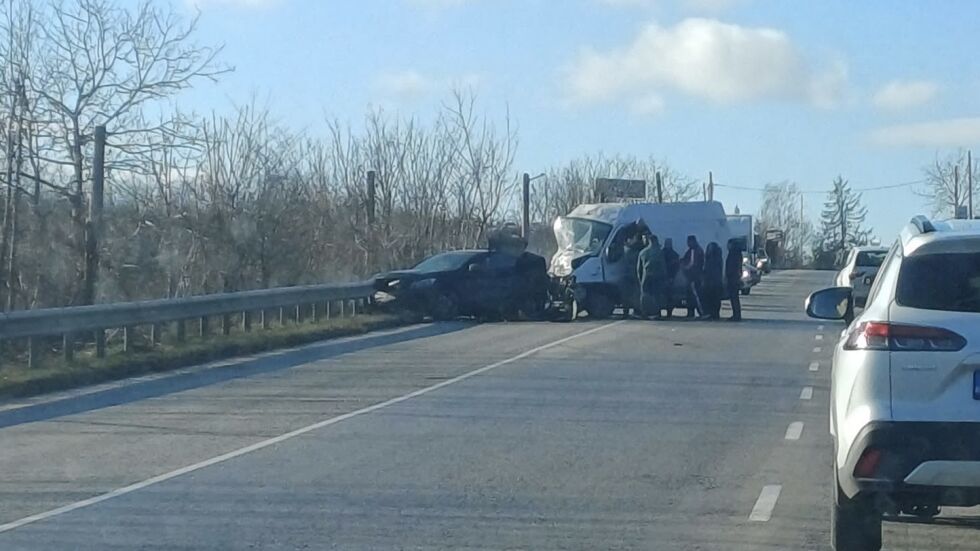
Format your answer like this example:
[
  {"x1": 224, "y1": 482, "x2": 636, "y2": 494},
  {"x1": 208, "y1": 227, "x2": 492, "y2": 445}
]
[
  {"x1": 413, "y1": 251, "x2": 478, "y2": 273},
  {"x1": 896, "y1": 252, "x2": 980, "y2": 312},
  {"x1": 554, "y1": 217, "x2": 612, "y2": 255},
  {"x1": 855, "y1": 250, "x2": 887, "y2": 267}
]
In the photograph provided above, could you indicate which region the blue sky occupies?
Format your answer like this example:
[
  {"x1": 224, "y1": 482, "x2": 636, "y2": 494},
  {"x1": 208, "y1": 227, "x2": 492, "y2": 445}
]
[{"x1": 153, "y1": 0, "x2": 980, "y2": 239}]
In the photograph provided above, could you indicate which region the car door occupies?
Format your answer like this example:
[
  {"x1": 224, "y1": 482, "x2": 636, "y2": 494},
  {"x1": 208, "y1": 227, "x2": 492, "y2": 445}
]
[{"x1": 463, "y1": 252, "x2": 518, "y2": 314}]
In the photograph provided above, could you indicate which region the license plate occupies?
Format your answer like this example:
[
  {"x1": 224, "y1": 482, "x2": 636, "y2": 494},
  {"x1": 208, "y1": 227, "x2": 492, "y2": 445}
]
[{"x1": 975, "y1": 370, "x2": 980, "y2": 400}]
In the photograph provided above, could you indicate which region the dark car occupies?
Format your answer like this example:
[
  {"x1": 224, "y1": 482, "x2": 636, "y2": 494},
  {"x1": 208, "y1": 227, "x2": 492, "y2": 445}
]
[{"x1": 374, "y1": 249, "x2": 549, "y2": 321}]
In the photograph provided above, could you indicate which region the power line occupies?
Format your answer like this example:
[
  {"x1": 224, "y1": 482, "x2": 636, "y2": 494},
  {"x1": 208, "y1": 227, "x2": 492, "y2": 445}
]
[{"x1": 714, "y1": 179, "x2": 925, "y2": 194}]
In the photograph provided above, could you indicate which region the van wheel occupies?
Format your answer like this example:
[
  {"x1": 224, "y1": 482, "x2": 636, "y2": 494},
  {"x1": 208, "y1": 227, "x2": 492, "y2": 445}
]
[
  {"x1": 740, "y1": 287, "x2": 751, "y2": 296},
  {"x1": 584, "y1": 292, "x2": 614, "y2": 319},
  {"x1": 832, "y1": 472, "x2": 882, "y2": 551}
]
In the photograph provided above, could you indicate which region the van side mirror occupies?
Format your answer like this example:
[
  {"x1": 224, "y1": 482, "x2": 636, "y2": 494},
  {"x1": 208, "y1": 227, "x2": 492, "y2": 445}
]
[
  {"x1": 606, "y1": 244, "x2": 623, "y2": 263},
  {"x1": 805, "y1": 287, "x2": 854, "y2": 323}
]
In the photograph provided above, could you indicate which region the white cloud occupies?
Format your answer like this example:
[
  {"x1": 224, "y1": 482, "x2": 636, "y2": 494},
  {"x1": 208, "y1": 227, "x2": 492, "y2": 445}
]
[
  {"x1": 872, "y1": 80, "x2": 939, "y2": 111},
  {"x1": 377, "y1": 70, "x2": 483, "y2": 100},
  {"x1": 630, "y1": 93, "x2": 666, "y2": 116},
  {"x1": 596, "y1": 0, "x2": 747, "y2": 13},
  {"x1": 406, "y1": 0, "x2": 472, "y2": 10},
  {"x1": 565, "y1": 18, "x2": 845, "y2": 110},
  {"x1": 869, "y1": 117, "x2": 980, "y2": 148}
]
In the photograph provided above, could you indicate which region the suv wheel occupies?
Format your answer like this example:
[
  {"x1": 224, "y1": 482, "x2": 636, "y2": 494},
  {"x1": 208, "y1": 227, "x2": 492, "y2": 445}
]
[
  {"x1": 832, "y1": 472, "x2": 882, "y2": 551},
  {"x1": 430, "y1": 292, "x2": 459, "y2": 321}
]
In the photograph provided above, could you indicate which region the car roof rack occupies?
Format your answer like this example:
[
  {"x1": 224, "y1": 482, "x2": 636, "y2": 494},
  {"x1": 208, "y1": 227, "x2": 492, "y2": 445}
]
[{"x1": 910, "y1": 215, "x2": 936, "y2": 234}]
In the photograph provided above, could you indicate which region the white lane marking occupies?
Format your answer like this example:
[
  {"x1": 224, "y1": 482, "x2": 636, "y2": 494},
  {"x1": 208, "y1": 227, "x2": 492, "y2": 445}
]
[
  {"x1": 749, "y1": 485, "x2": 782, "y2": 522},
  {"x1": 813, "y1": 347, "x2": 822, "y2": 353},
  {"x1": 800, "y1": 387, "x2": 813, "y2": 400},
  {"x1": 0, "y1": 321, "x2": 624, "y2": 535},
  {"x1": 809, "y1": 361, "x2": 819, "y2": 372},
  {"x1": 785, "y1": 422, "x2": 804, "y2": 440},
  {"x1": 815, "y1": 334, "x2": 823, "y2": 341},
  {"x1": 818, "y1": 324, "x2": 825, "y2": 330}
]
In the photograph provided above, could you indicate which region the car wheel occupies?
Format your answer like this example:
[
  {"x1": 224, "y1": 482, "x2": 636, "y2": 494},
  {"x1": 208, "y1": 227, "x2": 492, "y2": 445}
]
[
  {"x1": 740, "y1": 287, "x2": 751, "y2": 296},
  {"x1": 832, "y1": 471, "x2": 882, "y2": 551},
  {"x1": 584, "y1": 291, "x2": 614, "y2": 319},
  {"x1": 430, "y1": 292, "x2": 459, "y2": 321}
]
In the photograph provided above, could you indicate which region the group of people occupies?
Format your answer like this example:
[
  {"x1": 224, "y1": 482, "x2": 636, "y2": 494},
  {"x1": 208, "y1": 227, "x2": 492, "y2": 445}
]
[{"x1": 621, "y1": 225, "x2": 743, "y2": 322}]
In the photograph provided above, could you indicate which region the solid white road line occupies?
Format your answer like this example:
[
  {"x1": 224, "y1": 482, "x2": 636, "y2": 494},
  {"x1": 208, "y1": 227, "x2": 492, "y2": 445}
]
[
  {"x1": 0, "y1": 321, "x2": 625, "y2": 535},
  {"x1": 800, "y1": 387, "x2": 813, "y2": 400},
  {"x1": 809, "y1": 361, "x2": 819, "y2": 372},
  {"x1": 818, "y1": 325, "x2": 824, "y2": 330},
  {"x1": 785, "y1": 422, "x2": 804, "y2": 440},
  {"x1": 815, "y1": 334, "x2": 824, "y2": 341},
  {"x1": 813, "y1": 346, "x2": 822, "y2": 353},
  {"x1": 749, "y1": 485, "x2": 783, "y2": 522}
]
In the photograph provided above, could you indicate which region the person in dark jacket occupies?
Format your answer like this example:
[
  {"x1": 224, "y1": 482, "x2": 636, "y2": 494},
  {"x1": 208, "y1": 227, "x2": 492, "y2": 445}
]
[
  {"x1": 662, "y1": 238, "x2": 680, "y2": 319},
  {"x1": 621, "y1": 231, "x2": 643, "y2": 317},
  {"x1": 702, "y1": 242, "x2": 724, "y2": 319},
  {"x1": 681, "y1": 235, "x2": 705, "y2": 317},
  {"x1": 637, "y1": 233, "x2": 666, "y2": 320},
  {"x1": 725, "y1": 239, "x2": 744, "y2": 321}
]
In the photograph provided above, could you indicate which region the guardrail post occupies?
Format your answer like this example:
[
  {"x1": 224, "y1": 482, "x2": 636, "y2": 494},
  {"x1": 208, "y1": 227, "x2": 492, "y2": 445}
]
[
  {"x1": 123, "y1": 326, "x2": 132, "y2": 353},
  {"x1": 339, "y1": 300, "x2": 345, "y2": 318},
  {"x1": 176, "y1": 320, "x2": 186, "y2": 342},
  {"x1": 150, "y1": 324, "x2": 161, "y2": 347},
  {"x1": 312, "y1": 302, "x2": 320, "y2": 323},
  {"x1": 351, "y1": 299, "x2": 357, "y2": 317},
  {"x1": 95, "y1": 330, "x2": 106, "y2": 358},
  {"x1": 279, "y1": 307, "x2": 286, "y2": 326},
  {"x1": 294, "y1": 304, "x2": 302, "y2": 323},
  {"x1": 325, "y1": 301, "x2": 331, "y2": 320},
  {"x1": 242, "y1": 311, "x2": 252, "y2": 333},
  {"x1": 260, "y1": 309, "x2": 270, "y2": 330},
  {"x1": 200, "y1": 316, "x2": 209, "y2": 338},
  {"x1": 221, "y1": 314, "x2": 231, "y2": 336},
  {"x1": 27, "y1": 337, "x2": 40, "y2": 368},
  {"x1": 63, "y1": 333, "x2": 74, "y2": 363}
]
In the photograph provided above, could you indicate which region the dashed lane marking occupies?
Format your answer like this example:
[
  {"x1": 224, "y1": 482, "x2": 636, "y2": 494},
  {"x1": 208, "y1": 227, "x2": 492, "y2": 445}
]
[
  {"x1": 800, "y1": 387, "x2": 813, "y2": 400},
  {"x1": 809, "y1": 361, "x2": 819, "y2": 372},
  {"x1": 749, "y1": 485, "x2": 782, "y2": 522},
  {"x1": 813, "y1": 347, "x2": 821, "y2": 353},
  {"x1": 815, "y1": 334, "x2": 823, "y2": 341},
  {"x1": 785, "y1": 422, "x2": 804, "y2": 440}
]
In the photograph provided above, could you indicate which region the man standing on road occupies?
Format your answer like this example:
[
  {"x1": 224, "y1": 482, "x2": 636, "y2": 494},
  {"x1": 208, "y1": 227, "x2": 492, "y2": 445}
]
[
  {"x1": 725, "y1": 239, "x2": 743, "y2": 322},
  {"x1": 637, "y1": 233, "x2": 666, "y2": 320},
  {"x1": 681, "y1": 235, "x2": 704, "y2": 318},
  {"x1": 662, "y1": 238, "x2": 680, "y2": 319}
]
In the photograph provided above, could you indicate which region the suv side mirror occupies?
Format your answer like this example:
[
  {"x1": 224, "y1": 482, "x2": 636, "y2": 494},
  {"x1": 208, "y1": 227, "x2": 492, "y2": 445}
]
[
  {"x1": 605, "y1": 244, "x2": 623, "y2": 263},
  {"x1": 805, "y1": 287, "x2": 854, "y2": 323}
]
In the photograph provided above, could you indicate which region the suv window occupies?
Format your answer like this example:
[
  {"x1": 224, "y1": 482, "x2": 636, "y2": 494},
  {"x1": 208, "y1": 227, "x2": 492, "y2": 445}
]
[
  {"x1": 865, "y1": 242, "x2": 899, "y2": 306},
  {"x1": 895, "y1": 252, "x2": 980, "y2": 312},
  {"x1": 855, "y1": 251, "x2": 887, "y2": 267}
]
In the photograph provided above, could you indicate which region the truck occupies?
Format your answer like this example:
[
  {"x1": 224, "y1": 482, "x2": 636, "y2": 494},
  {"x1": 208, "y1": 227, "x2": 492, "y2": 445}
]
[
  {"x1": 549, "y1": 201, "x2": 734, "y2": 319},
  {"x1": 726, "y1": 214, "x2": 754, "y2": 263}
]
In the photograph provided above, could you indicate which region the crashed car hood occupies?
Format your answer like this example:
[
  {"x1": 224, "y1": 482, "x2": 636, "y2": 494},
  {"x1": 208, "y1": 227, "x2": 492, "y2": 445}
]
[{"x1": 374, "y1": 269, "x2": 450, "y2": 290}]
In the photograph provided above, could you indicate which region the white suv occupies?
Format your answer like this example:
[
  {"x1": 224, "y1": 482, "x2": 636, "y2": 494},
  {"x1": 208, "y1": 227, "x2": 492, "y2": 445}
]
[
  {"x1": 834, "y1": 246, "x2": 889, "y2": 307},
  {"x1": 806, "y1": 215, "x2": 980, "y2": 551}
]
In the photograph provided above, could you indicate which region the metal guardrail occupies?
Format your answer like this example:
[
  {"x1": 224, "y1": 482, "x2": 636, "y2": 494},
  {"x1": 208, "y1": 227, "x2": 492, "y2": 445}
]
[{"x1": 0, "y1": 280, "x2": 377, "y2": 367}]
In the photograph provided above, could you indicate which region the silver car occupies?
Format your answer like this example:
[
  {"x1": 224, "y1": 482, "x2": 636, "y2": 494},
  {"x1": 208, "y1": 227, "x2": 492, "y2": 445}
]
[
  {"x1": 807, "y1": 216, "x2": 980, "y2": 551},
  {"x1": 834, "y1": 246, "x2": 889, "y2": 307}
]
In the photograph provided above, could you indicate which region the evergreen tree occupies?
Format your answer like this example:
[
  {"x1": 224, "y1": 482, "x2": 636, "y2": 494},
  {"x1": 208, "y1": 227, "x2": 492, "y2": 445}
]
[{"x1": 813, "y1": 176, "x2": 871, "y2": 269}]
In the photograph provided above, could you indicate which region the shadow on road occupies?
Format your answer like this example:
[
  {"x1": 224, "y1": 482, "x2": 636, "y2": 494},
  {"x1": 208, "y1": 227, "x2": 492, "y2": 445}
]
[
  {"x1": 886, "y1": 514, "x2": 980, "y2": 530},
  {"x1": 0, "y1": 322, "x2": 471, "y2": 430}
]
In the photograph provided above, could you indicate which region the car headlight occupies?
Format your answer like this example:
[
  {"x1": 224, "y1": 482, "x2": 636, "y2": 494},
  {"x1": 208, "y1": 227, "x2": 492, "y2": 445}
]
[{"x1": 742, "y1": 270, "x2": 750, "y2": 278}]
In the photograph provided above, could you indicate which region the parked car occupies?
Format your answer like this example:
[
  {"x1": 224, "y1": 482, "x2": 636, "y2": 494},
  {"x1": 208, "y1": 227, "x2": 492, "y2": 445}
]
[
  {"x1": 374, "y1": 249, "x2": 549, "y2": 321},
  {"x1": 805, "y1": 215, "x2": 980, "y2": 551},
  {"x1": 740, "y1": 260, "x2": 761, "y2": 295},
  {"x1": 755, "y1": 250, "x2": 771, "y2": 274},
  {"x1": 834, "y1": 245, "x2": 889, "y2": 307}
]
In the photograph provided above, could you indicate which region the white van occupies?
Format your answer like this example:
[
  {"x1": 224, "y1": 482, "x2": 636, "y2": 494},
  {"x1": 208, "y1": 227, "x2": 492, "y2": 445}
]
[{"x1": 550, "y1": 201, "x2": 734, "y2": 319}]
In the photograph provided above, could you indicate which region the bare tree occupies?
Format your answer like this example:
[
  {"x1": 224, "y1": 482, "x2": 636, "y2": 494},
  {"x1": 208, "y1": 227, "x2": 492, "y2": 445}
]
[{"x1": 917, "y1": 151, "x2": 980, "y2": 218}]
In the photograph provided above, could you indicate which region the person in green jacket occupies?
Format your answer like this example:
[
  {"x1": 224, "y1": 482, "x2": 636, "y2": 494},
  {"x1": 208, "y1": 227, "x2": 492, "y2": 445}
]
[{"x1": 637, "y1": 233, "x2": 666, "y2": 320}]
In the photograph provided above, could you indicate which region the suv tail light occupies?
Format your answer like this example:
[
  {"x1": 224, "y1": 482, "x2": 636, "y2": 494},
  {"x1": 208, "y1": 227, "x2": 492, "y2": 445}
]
[
  {"x1": 854, "y1": 448, "x2": 882, "y2": 478},
  {"x1": 843, "y1": 322, "x2": 966, "y2": 352}
]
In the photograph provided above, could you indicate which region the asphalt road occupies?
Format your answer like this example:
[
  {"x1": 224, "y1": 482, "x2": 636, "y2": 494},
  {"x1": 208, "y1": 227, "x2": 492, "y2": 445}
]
[{"x1": 0, "y1": 270, "x2": 977, "y2": 550}]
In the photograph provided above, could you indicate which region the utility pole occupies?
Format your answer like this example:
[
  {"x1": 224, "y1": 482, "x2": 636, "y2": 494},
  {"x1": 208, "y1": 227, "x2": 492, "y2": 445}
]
[
  {"x1": 521, "y1": 172, "x2": 531, "y2": 239},
  {"x1": 968, "y1": 150, "x2": 974, "y2": 219},
  {"x1": 655, "y1": 171, "x2": 664, "y2": 203},
  {"x1": 83, "y1": 125, "x2": 106, "y2": 306},
  {"x1": 708, "y1": 171, "x2": 714, "y2": 201},
  {"x1": 799, "y1": 194, "x2": 804, "y2": 265},
  {"x1": 366, "y1": 170, "x2": 376, "y2": 271},
  {"x1": 954, "y1": 164, "x2": 960, "y2": 218}
]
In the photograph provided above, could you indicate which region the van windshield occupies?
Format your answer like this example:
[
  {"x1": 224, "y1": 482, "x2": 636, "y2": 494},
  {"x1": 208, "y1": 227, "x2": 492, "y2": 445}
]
[
  {"x1": 554, "y1": 217, "x2": 613, "y2": 255},
  {"x1": 856, "y1": 250, "x2": 887, "y2": 267}
]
